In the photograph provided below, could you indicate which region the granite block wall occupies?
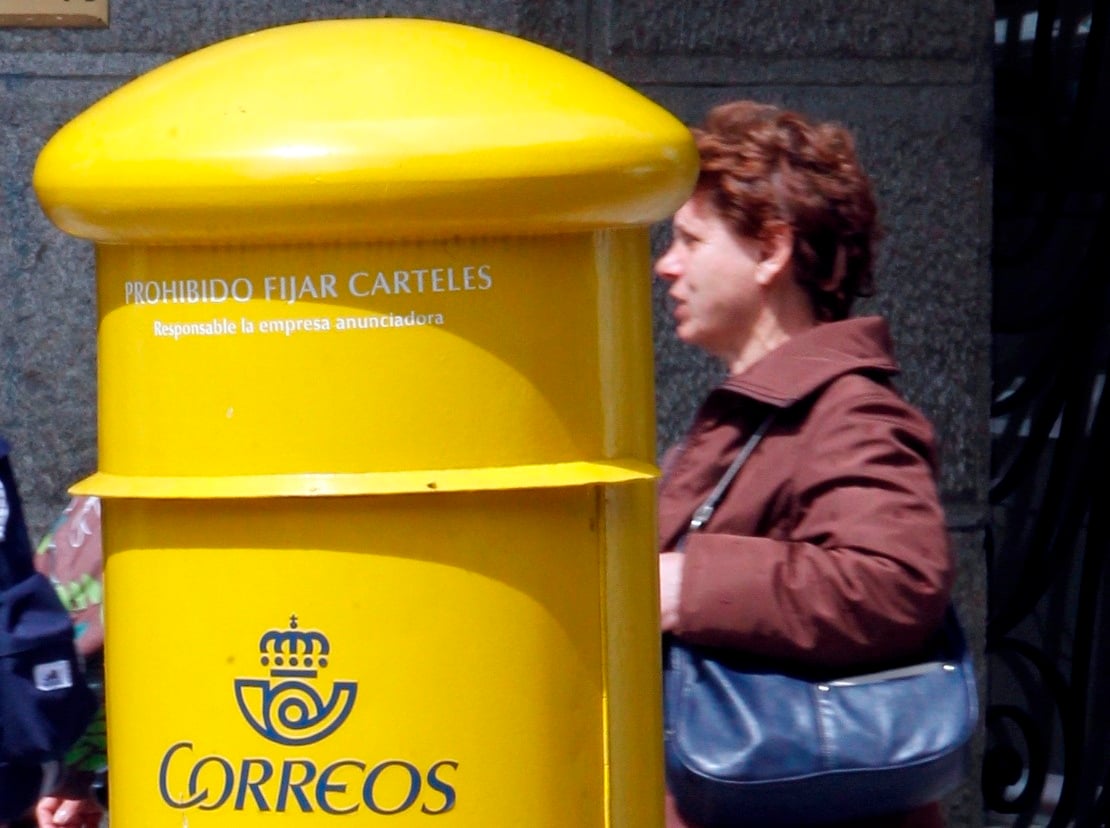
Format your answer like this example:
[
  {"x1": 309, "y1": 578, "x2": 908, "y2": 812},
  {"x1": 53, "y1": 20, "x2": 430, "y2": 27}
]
[{"x1": 2, "y1": 2, "x2": 992, "y2": 821}]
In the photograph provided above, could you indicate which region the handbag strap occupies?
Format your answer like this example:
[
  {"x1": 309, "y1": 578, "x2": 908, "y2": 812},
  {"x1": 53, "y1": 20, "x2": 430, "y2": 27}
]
[{"x1": 687, "y1": 414, "x2": 774, "y2": 533}]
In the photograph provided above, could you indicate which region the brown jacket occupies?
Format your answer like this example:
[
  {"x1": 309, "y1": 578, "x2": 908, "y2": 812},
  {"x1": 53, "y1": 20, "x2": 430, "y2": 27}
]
[{"x1": 660, "y1": 317, "x2": 951, "y2": 828}]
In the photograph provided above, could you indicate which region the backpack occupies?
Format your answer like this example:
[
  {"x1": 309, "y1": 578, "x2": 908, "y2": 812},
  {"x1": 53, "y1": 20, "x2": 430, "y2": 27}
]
[{"x1": 0, "y1": 437, "x2": 97, "y2": 819}]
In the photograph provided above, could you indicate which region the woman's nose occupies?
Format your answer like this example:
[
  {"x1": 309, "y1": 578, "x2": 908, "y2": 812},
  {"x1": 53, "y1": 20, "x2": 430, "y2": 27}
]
[{"x1": 654, "y1": 245, "x2": 680, "y2": 281}]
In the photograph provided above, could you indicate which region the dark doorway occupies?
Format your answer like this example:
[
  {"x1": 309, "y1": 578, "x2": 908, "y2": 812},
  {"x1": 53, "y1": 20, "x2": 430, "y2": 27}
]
[{"x1": 988, "y1": 2, "x2": 1109, "y2": 826}]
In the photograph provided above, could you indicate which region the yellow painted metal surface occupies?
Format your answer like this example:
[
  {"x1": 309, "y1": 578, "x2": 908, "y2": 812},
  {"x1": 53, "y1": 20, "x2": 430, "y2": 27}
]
[
  {"x1": 34, "y1": 17, "x2": 697, "y2": 828},
  {"x1": 103, "y1": 489, "x2": 642, "y2": 826},
  {"x1": 78, "y1": 231, "x2": 659, "y2": 494},
  {"x1": 33, "y1": 18, "x2": 696, "y2": 244}
]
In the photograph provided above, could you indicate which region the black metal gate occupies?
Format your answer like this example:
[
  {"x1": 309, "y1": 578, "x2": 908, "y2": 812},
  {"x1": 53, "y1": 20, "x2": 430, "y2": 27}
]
[{"x1": 988, "y1": 2, "x2": 1109, "y2": 826}]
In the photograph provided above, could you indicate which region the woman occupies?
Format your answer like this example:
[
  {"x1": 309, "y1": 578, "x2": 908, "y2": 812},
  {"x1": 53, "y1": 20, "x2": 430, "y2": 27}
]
[{"x1": 656, "y1": 101, "x2": 953, "y2": 828}]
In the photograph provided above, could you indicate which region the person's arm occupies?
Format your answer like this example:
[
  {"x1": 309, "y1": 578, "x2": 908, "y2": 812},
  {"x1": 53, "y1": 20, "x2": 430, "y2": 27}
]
[
  {"x1": 33, "y1": 496, "x2": 107, "y2": 828},
  {"x1": 672, "y1": 385, "x2": 953, "y2": 668}
]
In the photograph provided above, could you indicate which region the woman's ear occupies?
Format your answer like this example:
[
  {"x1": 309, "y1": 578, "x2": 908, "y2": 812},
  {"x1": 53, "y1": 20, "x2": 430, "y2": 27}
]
[{"x1": 754, "y1": 223, "x2": 794, "y2": 286}]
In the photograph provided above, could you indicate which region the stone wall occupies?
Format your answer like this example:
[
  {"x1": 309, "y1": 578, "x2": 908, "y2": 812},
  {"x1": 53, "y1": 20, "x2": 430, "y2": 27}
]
[{"x1": 2, "y1": 3, "x2": 992, "y2": 822}]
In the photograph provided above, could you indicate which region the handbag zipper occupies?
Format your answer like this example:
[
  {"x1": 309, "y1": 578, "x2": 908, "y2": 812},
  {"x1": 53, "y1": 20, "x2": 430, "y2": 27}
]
[{"x1": 817, "y1": 660, "x2": 957, "y2": 690}]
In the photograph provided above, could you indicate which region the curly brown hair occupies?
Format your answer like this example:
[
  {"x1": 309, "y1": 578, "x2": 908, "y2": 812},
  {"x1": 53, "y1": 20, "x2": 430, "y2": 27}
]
[{"x1": 693, "y1": 101, "x2": 880, "y2": 321}]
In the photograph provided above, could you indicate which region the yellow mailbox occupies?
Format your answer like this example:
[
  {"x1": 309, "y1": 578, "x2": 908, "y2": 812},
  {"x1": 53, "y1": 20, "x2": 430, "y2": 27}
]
[{"x1": 34, "y1": 18, "x2": 696, "y2": 827}]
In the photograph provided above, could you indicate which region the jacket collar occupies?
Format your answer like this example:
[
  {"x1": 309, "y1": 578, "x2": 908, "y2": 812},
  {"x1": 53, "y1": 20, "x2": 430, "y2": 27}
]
[{"x1": 718, "y1": 316, "x2": 900, "y2": 407}]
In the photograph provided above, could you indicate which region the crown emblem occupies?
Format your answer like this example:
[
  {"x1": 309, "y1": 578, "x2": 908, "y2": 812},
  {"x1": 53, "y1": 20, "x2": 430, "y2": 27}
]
[
  {"x1": 234, "y1": 614, "x2": 357, "y2": 746},
  {"x1": 259, "y1": 614, "x2": 329, "y2": 678}
]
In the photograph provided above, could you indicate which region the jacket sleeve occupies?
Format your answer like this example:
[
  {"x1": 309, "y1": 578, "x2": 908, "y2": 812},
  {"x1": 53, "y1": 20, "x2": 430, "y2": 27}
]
[{"x1": 674, "y1": 385, "x2": 954, "y2": 668}]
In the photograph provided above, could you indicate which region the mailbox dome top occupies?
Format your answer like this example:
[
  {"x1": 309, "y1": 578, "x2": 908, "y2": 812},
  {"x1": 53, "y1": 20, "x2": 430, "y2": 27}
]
[{"x1": 34, "y1": 18, "x2": 697, "y2": 244}]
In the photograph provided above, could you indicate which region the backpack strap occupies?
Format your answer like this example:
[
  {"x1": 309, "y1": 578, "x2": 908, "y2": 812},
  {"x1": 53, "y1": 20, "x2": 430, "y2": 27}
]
[{"x1": 0, "y1": 440, "x2": 35, "y2": 589}]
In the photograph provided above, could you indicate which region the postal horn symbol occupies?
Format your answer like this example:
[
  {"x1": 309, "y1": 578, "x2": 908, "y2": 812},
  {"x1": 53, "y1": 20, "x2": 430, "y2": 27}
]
[{"x1": 235, "y1": 677, "x2": 357, "y2": 745}]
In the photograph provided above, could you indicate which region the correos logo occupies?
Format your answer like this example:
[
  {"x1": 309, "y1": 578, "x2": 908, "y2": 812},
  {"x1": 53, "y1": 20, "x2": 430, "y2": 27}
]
[
  {"x1": 234, "y1": 615, "x2": 356, "y2": 746},
  {"x1": 158, "y1": 616, "x2": 458, "y2": 816}
]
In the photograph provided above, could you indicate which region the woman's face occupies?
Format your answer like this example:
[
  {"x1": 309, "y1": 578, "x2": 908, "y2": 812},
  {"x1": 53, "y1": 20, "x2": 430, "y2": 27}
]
[{"x1": 655, "y1": 193, "x2": 766, "y2": 362}]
